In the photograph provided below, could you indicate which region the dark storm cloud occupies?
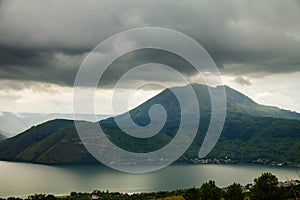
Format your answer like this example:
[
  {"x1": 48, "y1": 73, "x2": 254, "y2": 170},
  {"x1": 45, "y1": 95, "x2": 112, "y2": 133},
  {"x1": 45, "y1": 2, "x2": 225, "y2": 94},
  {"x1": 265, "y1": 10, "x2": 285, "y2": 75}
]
[
  {"x1": 0, "y1": 45, "x2": 83, "y2": 86},
  {"x1": 0, "y1": 0, "x2": 300, "y2": 87}
]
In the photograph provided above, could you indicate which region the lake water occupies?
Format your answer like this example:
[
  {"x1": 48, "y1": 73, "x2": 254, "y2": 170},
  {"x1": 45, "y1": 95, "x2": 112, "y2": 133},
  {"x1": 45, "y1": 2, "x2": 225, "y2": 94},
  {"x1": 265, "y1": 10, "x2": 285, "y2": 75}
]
[{"x1": 0, "y1": 161, "x2": 300, "y2": 198}]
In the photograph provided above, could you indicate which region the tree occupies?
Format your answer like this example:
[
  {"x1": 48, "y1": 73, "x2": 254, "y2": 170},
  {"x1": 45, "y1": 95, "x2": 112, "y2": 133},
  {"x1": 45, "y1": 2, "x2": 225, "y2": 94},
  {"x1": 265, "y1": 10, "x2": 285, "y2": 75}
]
[
  {"x1": 251, "y1": 172, "x2": 284, "y2": 200},
  {"x1": 224, "y1": 183, "x2": 244, "y2": 200},
  {"x1": 27, "y1": 194, "x2": 46, "y2": 200},
  {"x1": 26, "y1": 194, "x2": 57, "y2": 200},
  {"x1": 184, "y1": 187, "x2": 201, "y2": 200},
  {"x1": 199, "y1": 180, "x2": 222, "y2": 200}
]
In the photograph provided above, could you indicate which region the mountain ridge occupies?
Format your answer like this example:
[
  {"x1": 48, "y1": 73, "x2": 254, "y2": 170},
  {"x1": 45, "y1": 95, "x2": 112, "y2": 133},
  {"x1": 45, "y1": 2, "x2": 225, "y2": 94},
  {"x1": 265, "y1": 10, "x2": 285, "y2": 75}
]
[
  {"x1": 0, "y1": 131, "x2": 6, "y2": 141},
  {"x1": 223, "y1": 85, "x2": 300, "y2": 120},
  {"x1": 0, "y1": 84, "x2": 300, "y2": 165},
  {"x1": 122, "y1": 84, "x2": 300, "y2": 122},
  {"x1": 0, "y1": 112, "x2": 111, "y2": 137}
]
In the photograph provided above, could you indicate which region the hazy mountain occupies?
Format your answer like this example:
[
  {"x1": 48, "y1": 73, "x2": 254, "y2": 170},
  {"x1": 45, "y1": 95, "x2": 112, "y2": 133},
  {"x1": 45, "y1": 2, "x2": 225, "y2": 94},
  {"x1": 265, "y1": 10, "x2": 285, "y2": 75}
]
[
  {"x1": 0, "y1": 84, "x2": 300, "y2": 165},
  {"x1": 0, "y1": 112, "x2": 111, "y2": 137}
]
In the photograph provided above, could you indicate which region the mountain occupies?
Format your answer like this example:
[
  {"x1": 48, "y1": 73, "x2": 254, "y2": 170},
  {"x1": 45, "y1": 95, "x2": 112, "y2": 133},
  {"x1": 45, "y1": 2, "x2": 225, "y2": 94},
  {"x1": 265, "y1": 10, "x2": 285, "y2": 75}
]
[
  {"x1": 0, "y1": 112, "x2": 111, "y2": 137},
  {"x1": 0, "y1": 84, "x2": 300, "y2": 165},
  {"x1": 125, "y1": 84, "x2": 300, "y2": 121},
  {"x1": 103, "y1": 83, "x2": 300, "y2": 164},
  {"x1": 205, "y1": 115, "x2": 300, "y2": 164},
  {"x1": 0, "y1": 119, "x2": 98, "y2": 164},
  {"x1": 224, "y1": 86, "x2": 300, "y2": 120},
  {"x1": 0, "y1": 131, "x2": 6, "y2": 141}
]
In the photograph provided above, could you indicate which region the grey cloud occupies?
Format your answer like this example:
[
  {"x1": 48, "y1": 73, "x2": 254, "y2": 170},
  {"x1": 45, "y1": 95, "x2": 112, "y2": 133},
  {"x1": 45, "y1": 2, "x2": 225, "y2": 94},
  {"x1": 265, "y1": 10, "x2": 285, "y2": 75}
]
[
  {"x1": 0, "y1": 47, "x2": 83, "y2": 86},
  {"x1": 234, "y1": 76, "x2": 251, "y2": 86},
  {"x1": 0, "y1": 79, "x2": 59, "y2": 92},
  {"x1": 100, "y1": 49, "x2": 197, "y2": 84},
  {"x1": 0, "y1": 0, "x2": 300, "y2": 87}
]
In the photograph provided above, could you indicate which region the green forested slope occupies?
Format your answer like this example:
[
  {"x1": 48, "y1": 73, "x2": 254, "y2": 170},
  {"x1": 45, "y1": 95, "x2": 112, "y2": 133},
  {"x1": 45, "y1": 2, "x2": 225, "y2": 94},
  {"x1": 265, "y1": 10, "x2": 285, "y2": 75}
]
[{"x1": 0, "y1": 84, "x2": 300, "y2": 165}]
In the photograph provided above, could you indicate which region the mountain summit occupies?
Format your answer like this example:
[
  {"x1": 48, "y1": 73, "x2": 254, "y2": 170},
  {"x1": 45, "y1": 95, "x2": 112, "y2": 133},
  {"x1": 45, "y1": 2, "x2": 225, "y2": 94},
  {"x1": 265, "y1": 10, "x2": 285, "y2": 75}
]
[
  {"x1": 0, "y1": 84, "x2": 300, "y2": 165},
  {"x1": 125, "y1": 84, "x2": 300, "y2": 122}
]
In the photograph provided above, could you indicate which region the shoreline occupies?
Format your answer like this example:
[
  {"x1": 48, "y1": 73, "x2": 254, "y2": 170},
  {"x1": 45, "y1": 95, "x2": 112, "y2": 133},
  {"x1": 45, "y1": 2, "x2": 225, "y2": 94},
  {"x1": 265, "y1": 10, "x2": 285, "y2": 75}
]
[{"x1": 1, "y1": 159, "x2": 300, "y2": 168}]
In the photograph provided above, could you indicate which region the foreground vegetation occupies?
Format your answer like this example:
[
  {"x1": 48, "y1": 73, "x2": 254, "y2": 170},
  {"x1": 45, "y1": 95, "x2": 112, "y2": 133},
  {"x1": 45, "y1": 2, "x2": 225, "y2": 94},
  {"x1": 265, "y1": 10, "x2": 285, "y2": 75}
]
[{"x1": 2, "y1": 172, "x2": 300, "y2": 200}]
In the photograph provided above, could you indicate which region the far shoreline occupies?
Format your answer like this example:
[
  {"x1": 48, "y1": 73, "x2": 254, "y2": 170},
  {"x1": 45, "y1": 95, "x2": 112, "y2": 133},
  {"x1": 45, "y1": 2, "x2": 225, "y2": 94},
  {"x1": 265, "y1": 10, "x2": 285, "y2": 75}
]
[{"x1": 1, "y1": 158, "x2": 300, "y2": 168}]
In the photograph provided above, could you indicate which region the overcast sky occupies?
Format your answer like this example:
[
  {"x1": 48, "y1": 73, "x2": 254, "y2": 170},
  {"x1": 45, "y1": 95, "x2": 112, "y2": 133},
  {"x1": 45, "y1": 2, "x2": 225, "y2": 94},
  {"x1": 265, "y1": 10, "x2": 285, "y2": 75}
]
[{"x1": 0, "y1": 0, "x2": 300, "y2": 114}]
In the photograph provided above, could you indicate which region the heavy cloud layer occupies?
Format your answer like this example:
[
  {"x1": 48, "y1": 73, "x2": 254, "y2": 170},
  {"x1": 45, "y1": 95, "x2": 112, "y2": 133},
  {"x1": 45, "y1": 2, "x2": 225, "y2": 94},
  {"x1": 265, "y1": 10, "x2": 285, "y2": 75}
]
[{"x1": 0, "y1": 0, "x2": 300, "y2": 87}]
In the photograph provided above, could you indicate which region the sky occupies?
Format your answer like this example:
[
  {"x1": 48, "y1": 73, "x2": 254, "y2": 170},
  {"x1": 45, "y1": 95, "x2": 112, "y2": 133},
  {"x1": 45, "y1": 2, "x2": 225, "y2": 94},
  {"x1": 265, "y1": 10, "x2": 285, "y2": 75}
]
[{"x1": 0, "y1": 0, "x2": 300, "y2": 114}]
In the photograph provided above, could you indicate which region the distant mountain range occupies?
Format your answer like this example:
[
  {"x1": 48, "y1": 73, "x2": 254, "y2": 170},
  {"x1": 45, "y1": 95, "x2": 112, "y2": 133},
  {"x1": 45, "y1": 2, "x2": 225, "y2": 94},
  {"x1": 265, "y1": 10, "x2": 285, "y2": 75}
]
[
  {"x1": 0, "y1": 112, "x2": 111, "y2": 137},
  {"x1": 0, "y1": 84, "x2": 300, "y2": 165}
]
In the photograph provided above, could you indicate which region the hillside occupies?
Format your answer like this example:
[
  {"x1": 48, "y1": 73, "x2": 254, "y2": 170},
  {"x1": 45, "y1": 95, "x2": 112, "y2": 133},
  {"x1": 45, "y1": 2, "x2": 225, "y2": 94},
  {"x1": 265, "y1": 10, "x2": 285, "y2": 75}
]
[
  {"x1": 1, "y1": 114, "x2": 300, "y2": 165},
  {"x1": 0, "y1": 119, "x2": 98, "y2": 164},
  {"x1": 0, "y1": 84, "x2": 300, "y2": 165},
  {"x1": 187, "y1": 114, "x2": 300, "y2": 164},
  {"x1": 0, "y1": 131, "x2": 6, "y2": 141},
  {"x1": 224, "y1": 86, "x2": 300, "y2": 120},
  {"x1": 125, "y1": 84, "x2": 300, "y2": 121},
  {"x1": 0, "y1": 112, "x2": 111, "y2": 137}
]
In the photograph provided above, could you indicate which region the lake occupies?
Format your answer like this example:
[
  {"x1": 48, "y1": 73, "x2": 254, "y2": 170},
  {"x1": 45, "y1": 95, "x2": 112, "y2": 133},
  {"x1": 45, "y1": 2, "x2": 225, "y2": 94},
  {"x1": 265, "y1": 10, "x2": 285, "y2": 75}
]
[{"x1": 0, "y1": 161, "x2": 299, "y2": 198}]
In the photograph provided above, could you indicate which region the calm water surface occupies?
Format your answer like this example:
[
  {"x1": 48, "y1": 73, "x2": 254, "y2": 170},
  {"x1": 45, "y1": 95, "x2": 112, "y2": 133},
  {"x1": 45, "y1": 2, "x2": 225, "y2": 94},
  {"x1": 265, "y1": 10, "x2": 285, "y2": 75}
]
[{"x1": 0, "y1": 161, "x2": 299, "y2": 198}]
